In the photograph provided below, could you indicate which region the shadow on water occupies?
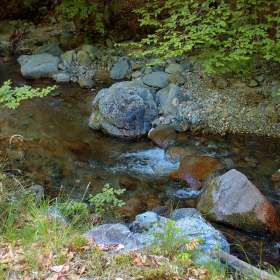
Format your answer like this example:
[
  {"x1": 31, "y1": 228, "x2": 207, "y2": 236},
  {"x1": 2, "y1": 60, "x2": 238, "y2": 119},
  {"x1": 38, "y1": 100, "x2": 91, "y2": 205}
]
[{"x1": 0, "y1": 59, "x2": 279, "y2": 269}]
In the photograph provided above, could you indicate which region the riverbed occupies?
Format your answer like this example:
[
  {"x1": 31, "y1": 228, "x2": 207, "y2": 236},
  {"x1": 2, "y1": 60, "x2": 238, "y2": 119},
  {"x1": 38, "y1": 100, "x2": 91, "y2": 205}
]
[{"x1": 0, "y1": 59, "x2": 279, "y2": 269}]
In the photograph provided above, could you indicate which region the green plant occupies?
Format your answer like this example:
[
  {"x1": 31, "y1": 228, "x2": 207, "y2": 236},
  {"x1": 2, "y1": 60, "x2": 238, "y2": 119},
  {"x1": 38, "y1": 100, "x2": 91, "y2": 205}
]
[
  {"x1": 89, "y1": 184, "x2": 125, "y2": 217},
  {"x1": 0, "y1": 80, "x2": 58, "y2": 109},
  {"x1": 148, "y1": 219, "x2": 206, "y2": 268},
  {"x1": 131, "y1": 0, "x2": 280, "y2": 74},
  {"x1": 55, "y1": 0, "x2": 124, "y2": 35}
]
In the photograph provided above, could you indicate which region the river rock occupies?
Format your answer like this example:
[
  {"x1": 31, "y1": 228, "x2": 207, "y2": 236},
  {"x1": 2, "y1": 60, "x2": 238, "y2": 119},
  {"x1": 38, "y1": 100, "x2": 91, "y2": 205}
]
[
  {"x1": 77, "y1": 50, "x2": 92, "y2": 67},
  {"x1": 142, "y1": 71, "x2": 170, "y2": 88},
  {"x1": 78, "y1": 77, "x2": 94, "y2": 88},
  {"x1": 110, "y1": 57, "x2": 130, "y2": 80},
  {"x1": 55, "y1": 72, "x2": 71, "y2": 83},
  {"x1": 17, "y1": 53, "x2": 61, "y2": 79},
  {"x1": 213, "y1": 77, "x2": 228, "y2": 89},
  {"x1": 86, "y1": 223, "x2": 144, "y2": 254},
  {"x1": 167, "y1": 71, "x2": 187, "y2": 85},
  {"x1": 61, "y1": 50, "x2": 76, "y2": 64},
  {"x1": 132, "y1": 211, "x2": 229, "y2": 266},
  {"x1": 156, "y1": 83, "x2": 185, "y2": 116},
  {"x1": 148, "y1": 124, "x2": 177, "y2": 149},
  {"x1": 178, "y1": 155, "x2": 224, "y2": 190},
  {"x1": 25, "y1": 184, "x2": 44, "y2": 201},
  {"x1": 197, "y1": 169, "x2": 280, "y2": 234},
  {"x1": 118, "y1": 175, "x2": 137, "y2": 191},
  {"x1": 33, "y1": 43, "x2": 64, "y2": 56},
  {"x1": 117, "y1": 197, "x2": 147, "y2": 222},
  {"x1": 82, "y1": 44, "x2": 98, "y2": 58},
  {"x1": 89, "y1": 80, "x2": 158, "y2": 138},
  {"x1": 171, "y1": 208, "x2": 202, "y2": 221},
  {"x1": 165, "y1": 63, "x2": 184, "y2": 74},
  {"x1": 167, "y1": 145, "x2": 198, "y2": 162}
]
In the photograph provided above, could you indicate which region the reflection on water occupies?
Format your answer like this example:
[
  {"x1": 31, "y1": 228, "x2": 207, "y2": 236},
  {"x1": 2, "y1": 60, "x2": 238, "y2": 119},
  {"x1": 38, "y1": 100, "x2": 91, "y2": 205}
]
[{"x1": 0, "y1": 59, "x2": 280, "y2": 268}]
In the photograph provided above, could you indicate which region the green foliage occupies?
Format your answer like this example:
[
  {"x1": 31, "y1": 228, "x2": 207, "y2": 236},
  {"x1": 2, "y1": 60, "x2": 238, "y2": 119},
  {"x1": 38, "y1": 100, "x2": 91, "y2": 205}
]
[
  {"x1": 151, "y1": 219, "x2": 205, "y2": 263},
  {"x1": 0, "y1": 80, "x2": 58, "y2": 109},
  {"x1": 132, "y1": 0, "x2": 280, "y2": 73},
  {"x1": 55, "y1": 0, "x2": 124, "y2": 35},
  {"x1": 89, "y1": 184, "x2": 125, "y2": 217}
]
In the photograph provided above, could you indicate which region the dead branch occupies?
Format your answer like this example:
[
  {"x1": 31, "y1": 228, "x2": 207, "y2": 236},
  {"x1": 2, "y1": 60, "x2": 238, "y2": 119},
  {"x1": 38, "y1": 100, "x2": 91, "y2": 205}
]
[{"x1": 211, "y1": 249, "x2": 279, "y2": 280}]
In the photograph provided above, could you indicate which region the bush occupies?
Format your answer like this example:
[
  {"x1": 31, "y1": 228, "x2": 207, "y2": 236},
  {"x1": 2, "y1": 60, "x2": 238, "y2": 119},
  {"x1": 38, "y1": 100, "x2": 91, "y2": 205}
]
[{"x1": 132, "y1": 0, "x2": 280, "y2": 74}]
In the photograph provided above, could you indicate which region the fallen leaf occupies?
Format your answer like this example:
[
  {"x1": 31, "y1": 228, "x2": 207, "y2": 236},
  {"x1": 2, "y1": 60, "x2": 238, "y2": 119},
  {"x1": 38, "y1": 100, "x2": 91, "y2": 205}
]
[
  {"x1": 46, "y1": 273, "x2": 59, "y2": 280},
  {"x1": 32, "y1": 242, "x2": 45, "y2": 248},
  {"x1": 133, "y1": 253, "x2": 150, "y2": 267},
  {"x1": 50, "y1": 265, "x2": 64, "y2": 273},
  {"x1": 115, "y1": 244, "x2": 124, "y2": 253},
  {"x1": 80, "y1": 265, "x2": 86, "y2": 275},
  {"x1": 67, "y1": 252, "x2": 75, "y2": 261},
  {"x1": 50, "y1": 264, "x2": 70, "y2": 273}
]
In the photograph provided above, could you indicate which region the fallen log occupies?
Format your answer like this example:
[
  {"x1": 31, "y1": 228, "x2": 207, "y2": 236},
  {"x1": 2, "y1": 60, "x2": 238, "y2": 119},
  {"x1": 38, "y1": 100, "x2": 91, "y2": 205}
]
[{"x1": 210, "y1": 249, "x2": 279, "y2": 280}]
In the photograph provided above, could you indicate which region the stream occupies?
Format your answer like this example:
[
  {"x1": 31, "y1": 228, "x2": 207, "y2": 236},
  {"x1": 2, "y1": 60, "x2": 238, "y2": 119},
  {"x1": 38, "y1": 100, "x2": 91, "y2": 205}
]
[{"x1": 0, "y1": 59, "x2": 280, "y2": 269}]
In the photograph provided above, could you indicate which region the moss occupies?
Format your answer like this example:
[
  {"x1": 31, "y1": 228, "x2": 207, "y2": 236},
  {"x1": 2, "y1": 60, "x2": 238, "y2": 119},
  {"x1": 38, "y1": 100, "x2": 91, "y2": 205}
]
[
  {"x1": 197, "y1": 179, "x2": 218, "y2": 219},
  {"x1": 223, "y1": 212, "x2": 265, "y2": 231},
  {"x1": 90, "y1": 108, "x2": 100, "y2": 125}
]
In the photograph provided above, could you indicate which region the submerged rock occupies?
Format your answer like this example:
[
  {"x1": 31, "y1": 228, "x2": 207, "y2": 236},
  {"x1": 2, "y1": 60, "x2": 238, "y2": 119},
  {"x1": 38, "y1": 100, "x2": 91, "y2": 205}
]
[
  {"x1": 148, "y1": 124, "x2": 177, "y2": 149},
  {"x1": 197, "y1": 169, "x2": 280, "y2": 234},
  {"x1": 178, "y1": 155, "x2": 224, "y2": 190}
]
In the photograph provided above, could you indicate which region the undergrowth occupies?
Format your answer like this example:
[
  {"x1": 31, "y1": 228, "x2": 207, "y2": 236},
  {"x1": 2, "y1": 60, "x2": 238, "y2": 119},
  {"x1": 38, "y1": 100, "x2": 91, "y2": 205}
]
[{"x1": 0, "y1": 138, "x2": 279, "y2": 279}]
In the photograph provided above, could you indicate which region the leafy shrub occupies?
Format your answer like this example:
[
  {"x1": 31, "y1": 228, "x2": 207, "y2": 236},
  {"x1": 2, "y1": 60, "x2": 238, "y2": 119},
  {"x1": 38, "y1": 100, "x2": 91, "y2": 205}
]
[
  {"x1": 0, "y1": 80, "x2": 58, "y2": 109},
  {"x1": 55, "y1": 0, "x2": 124, "y2": 35},
  {"x1": 132, "y1": 0, "x2": 280, "y2": 74},
  {"x1": 89, "y1": 184, "x2": 125, "y2": 217}
]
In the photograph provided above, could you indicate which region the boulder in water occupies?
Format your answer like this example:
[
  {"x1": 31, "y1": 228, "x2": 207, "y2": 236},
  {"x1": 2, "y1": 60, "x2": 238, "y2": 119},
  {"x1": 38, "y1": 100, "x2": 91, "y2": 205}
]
[
  {"x1": 89, "y1": 80, "x2": 158, "y2": 138},
  {"x1": 18, "y1": 53, "x2": 61, "y2": 79},
  {"x1": 197, "y1": 169, "x2": 280, "y2": 234}
]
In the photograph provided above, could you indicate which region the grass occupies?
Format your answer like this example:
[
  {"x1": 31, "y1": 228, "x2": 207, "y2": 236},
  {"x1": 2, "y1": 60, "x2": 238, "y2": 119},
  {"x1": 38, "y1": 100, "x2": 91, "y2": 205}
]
[
  {"x1": 0, "y1": 179, "x2": 227, "y2": 280},
  {"x1": 0, "y1": 149, "x2": 279, "y2": 279},
  {"x1": 1, "y1": 192, "x2": 278, "y2": 280}
]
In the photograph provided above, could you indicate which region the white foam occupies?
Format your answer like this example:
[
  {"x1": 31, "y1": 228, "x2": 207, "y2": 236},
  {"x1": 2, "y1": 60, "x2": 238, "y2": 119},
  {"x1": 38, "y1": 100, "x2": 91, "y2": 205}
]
[{"x1": 107, "y1": 148, "x2": 179, "y2": 175}]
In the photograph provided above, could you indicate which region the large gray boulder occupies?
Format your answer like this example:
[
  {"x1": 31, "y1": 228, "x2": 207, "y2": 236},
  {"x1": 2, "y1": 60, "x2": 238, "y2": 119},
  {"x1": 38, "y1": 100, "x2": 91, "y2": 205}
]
[
  {"x1": 89, "y1": 80, "x2": 158, "y2": 138},
  {"x1": 197, "y1": 169, "x2": 280, "y2": 234},
  {"x1": 17, "y1": 53, "x2": 61, "y2": 79},
  {"x1": 132, "y1": 211, "x2": 229, "y2": 266},
  {"x1": 86, "y1": 223, "x2": 144, "y2": 254}
]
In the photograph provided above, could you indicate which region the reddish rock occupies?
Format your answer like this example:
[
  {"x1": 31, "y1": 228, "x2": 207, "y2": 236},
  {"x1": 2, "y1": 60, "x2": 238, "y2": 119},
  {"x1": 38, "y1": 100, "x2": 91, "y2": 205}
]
[
  {"x1": 145, "y1": 197, "x2": 162, "y2": 211},
  {"x1": 148, "y1": 124, "x2": 177, "y2": 149},
  {"x1": 169, "y1": 170, "x2": 179, "y2": 181},
  {"x1": 119, "y1": 175, "x2": 137, "y2": 191},
  {"x1": 197, "y1": 169, "x2": 280, "y2": 234},
  {"x1": 178, "y1": 155, "x2": 224, "y2": 190},
  {"x1": 117, "y1": 197, "x2": 147, "y2": 222}
]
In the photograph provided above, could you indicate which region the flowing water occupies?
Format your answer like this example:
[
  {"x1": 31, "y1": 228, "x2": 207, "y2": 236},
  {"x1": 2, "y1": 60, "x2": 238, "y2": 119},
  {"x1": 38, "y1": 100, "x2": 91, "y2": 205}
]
[{"x1": 0, "y1": 59, "x2": 279, "y2": 269}]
